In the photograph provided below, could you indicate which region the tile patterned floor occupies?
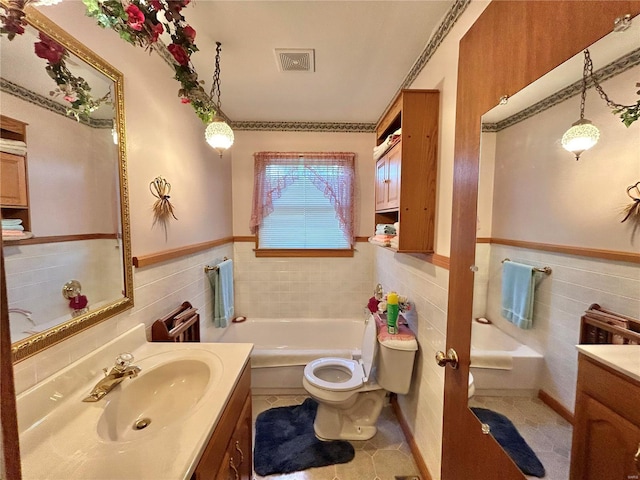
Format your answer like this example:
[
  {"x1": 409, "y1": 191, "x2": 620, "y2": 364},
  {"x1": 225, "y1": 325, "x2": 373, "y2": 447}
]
[
  {"x1": 468, "y1": 395, "x2": 573, "y2": 480},
  {"x1": 252, "y1": 395, "x2": 420, "y2": 480}
]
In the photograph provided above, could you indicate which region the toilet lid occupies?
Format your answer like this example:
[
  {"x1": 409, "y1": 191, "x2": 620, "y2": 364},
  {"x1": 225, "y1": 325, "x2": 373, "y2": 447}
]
[{"x1": 360, "y1": 315, "x2": 378, "y2": 381}]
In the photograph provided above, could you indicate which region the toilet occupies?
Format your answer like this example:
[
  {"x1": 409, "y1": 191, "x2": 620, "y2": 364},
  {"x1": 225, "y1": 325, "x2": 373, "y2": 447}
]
[{"x1": 302, "y1": 314, "x2": 418, "y2": 441}]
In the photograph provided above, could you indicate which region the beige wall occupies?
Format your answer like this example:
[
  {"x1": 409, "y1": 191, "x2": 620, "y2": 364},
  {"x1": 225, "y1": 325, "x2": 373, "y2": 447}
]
[
  {"x1": 37, "y1": 2, "x2": 234, "y2": 257},
  {"x1": 231, "y1": 129, "x2": 376, "y2": 237}
]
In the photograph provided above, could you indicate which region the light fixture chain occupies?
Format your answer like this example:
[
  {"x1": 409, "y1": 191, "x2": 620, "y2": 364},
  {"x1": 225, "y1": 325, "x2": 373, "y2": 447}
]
[
  {"x1": 210, "y1": 41, "x2": 222, "y2": 110},
  {"x1": 584, "y1": 49, "x2": 633, "y2": 111}
]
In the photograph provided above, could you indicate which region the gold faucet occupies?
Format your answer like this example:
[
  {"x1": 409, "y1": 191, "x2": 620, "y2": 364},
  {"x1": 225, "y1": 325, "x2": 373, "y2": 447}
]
[{"x1": 82, "y1": 353, "x2": 141, "y2": 402}]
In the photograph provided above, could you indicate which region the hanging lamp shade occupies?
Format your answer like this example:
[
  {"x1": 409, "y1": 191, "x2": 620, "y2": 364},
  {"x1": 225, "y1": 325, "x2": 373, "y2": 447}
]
[
  {"x1": 205, "y1": 42, "x2": 234, "y2": 156},
  {"x1": 205, "y1": 115, "x2": 234, "y2": 154},
  {"x1": 561, "y1": 118, "x2": 600, "y2": 160}
]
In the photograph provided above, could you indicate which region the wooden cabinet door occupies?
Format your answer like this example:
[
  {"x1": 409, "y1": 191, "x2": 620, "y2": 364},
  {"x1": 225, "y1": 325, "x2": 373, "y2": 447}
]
[
  {"x1": 571, "y1": 395, "x2": 640, "y2": 480},
  {"x1": 375, "y1": 157, "x2": 388, "y2": 211},
  {"x1": 214, "y1": 394, "x2": 252, "y2": 480},
  {"x1": 0, "y1": 153, "x2": 27, "y2": 207},
  {"x1": 386, "y1": 145, "x2": 401, "y2": 210}
]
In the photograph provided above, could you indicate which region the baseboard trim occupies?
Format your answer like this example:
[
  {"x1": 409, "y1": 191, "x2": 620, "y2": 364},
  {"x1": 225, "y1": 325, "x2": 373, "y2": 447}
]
[
  {"x1": 538, "y1": 389, "x2": 574, "y2": 425},
  {"x1": 391, "y1": 394, "x2": 433, "y2": 480}
]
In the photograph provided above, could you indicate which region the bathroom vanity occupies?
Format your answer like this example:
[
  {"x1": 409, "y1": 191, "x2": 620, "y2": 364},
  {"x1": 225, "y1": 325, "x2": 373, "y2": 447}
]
[
  {"x1": 570, "y1": 346, "x2": 640, "y2": 480},
  {"x1": 191, "y1": 362, "x2": 252, "y2": 480},
  {"x1": 17, "y1": 325, "x2": 253, "y2": 480}
]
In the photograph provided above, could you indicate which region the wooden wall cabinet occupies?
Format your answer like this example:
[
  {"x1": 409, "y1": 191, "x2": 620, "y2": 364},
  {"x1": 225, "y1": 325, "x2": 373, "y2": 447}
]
[
  {"x1": 0, "y1": 115, "x2": 30, "y2": 232},
  {"x1": 374, "y1": 89, "x2": 439, "y2": 253},
  {"x1": 570, "y1": 353, "x2": 640, "y2": 480},
  {"x1": 191, "y1": 363, "x2": 252, "y2": 480}
]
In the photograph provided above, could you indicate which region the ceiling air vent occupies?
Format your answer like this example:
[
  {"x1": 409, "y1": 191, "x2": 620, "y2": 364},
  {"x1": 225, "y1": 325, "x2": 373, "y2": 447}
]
[{"x1": 275, "y1": 48, "x2": 315, "y2": 72}]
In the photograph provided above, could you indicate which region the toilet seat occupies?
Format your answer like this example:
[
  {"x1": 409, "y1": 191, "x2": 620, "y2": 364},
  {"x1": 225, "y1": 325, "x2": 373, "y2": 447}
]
[
  {"x1": 304, "y1": 357, "x2": 364, "y2": 391},
  {"x1": 303, "y1": 316, "x2": 378, "y2": 392}
]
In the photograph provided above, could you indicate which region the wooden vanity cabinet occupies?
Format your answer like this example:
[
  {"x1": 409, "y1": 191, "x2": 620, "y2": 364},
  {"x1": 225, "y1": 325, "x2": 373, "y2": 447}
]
[
  {"x1": 373, "y1": 89, "x2": 439, "y2": 253},
  {"x1": 570, "y1": 354, "x2": 640, "y2": 480},
  {"x1": 192, "y1": 362, "x2": 252, "y2": 480},
  {"x1": 0, "y1": 114, "x2": 30, "y2": 232}
]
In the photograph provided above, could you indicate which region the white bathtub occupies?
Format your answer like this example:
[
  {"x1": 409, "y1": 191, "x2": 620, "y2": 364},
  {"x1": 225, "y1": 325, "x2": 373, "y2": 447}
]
[
  {"x1": 470, "y1": 320, "x2": 544, "y2": 396},
  {"x1": 202, "y1": 317, "x2": 366, "y2": 394}
]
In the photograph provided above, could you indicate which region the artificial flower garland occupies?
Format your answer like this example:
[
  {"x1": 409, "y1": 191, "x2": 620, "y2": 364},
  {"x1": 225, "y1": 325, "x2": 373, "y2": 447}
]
[
  {"x1": 81, "y1": 0, "x2": 215, "y2": 123},
  {"x1": 34, "y1": 31, "x2": 112, "y2": 119}
]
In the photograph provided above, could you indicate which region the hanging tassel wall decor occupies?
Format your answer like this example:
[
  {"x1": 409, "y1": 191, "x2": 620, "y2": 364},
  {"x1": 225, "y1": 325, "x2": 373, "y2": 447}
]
[
  {"x1": 621, "y1": 181, "x2": 640, "y2": 238},
  {"x1": 150, "y1": 176, "x2": 177, "y2": 239}
]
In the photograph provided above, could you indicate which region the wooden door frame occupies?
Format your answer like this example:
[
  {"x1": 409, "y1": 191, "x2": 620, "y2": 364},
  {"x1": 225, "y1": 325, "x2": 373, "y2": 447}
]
[
  {"x1": 1, "y1": 243, "x2": 21, "y2": 479},
  {"x1": 442, "y1": 2, "x2": 640, "y2": 478}
]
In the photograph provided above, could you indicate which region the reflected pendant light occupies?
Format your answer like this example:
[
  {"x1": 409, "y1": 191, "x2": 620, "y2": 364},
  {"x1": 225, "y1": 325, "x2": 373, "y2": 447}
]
[
  {"x1": 561, "y1": 50, "x2": 600, "y2": 160},
  {"x1": 205, "y1": 42, "x2": 234, "y2": 156}
]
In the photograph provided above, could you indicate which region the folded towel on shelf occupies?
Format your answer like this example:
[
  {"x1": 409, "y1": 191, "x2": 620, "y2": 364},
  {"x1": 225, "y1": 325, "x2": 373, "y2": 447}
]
[
  {"x1": 375, "y1": 223, "x2": 396, "y2": 235},
  {"x1": 1, "y1": 224, "x2": 24, "y2": 231},
  {"x1": 1, "y1": 219, "x2": 22, "y2": 226},
  {"x1": 0, "y1": 138, "x2": 27, "y2": 156},
  {"x1": 372, "y1": 128, "x2": 402, "y2": 161},
  {"x1": 393, "y1": 222, "x2": 399, "y2": 234},
  {"x1": 501, "y1": 261, "x2": 535, "y2": 329},
  {"x1": 368, "y1": 234, "x2": 395, "y2": 247},
  {"x1": 2, "y1": 230, "x2": 33, "y2": 241},
  {"x1": 389, "y1": 237, "x2": 399, "y2": 249}
]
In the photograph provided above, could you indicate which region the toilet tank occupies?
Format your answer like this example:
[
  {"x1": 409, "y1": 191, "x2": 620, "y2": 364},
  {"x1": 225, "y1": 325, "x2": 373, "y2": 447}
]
[{"x1": 375, "y1": 331, "x2": 418, "y2": 395}]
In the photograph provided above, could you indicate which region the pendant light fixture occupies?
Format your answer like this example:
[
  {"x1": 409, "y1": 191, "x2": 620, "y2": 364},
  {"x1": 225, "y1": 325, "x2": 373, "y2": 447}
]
[
  {"x1": 205, "y1": 42, "x2": 234, "y2": 156},
  {"x1": 561, "y1": 49, "x2": 635, "y2": 160}
]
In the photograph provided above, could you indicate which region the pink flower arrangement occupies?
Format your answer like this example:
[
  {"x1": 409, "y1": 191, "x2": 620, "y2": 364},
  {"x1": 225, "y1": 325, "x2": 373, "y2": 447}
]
[
  {"x1": 125, "y1": 4, "x2": 145, "y2": 31},
  {"x1": 34, "y1": 32, "x2": 65, "y2": 64},
  {"x1": 168, "y1": 43, "x2": 189, "y2": 66}
]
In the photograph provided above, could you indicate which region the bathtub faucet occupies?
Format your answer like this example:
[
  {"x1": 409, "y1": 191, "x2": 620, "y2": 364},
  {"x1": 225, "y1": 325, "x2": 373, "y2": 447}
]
[
  {"x1": 8, "y1": 308, "x2": 35, "y2": 326},
  {"x1": 82, "y1": 353, "x2": 141, "y2": 402}
]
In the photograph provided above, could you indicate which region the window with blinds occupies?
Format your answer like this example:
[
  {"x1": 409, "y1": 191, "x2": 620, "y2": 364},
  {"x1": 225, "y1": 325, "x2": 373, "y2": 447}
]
[{"x1": 258, "y1": 164, "x2": 351, "y2": 249}]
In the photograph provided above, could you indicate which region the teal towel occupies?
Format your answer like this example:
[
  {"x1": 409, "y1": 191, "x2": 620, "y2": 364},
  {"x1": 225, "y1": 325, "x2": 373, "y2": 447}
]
[
  {"x1": 501, "y1": 261, "x2": 535, "y2": 329},
  {"x1": 207, "y1": 259, "x2": 234, "y2": 328}
]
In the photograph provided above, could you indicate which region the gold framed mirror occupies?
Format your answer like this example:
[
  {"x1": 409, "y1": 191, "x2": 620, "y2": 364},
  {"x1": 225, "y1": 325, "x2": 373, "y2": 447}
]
[{"x1": 1, "y1": 5, "x2": 133, "y2": 363}]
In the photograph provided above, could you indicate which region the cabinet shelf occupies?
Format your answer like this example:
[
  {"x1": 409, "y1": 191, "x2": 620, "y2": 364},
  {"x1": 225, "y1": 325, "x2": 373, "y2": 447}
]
[
  {"x1": 1, "y1": 115, "x2": 31, "y2": 232},
  {"x1": 373, "y1": 89, "x2": 439, "y2": 253}
]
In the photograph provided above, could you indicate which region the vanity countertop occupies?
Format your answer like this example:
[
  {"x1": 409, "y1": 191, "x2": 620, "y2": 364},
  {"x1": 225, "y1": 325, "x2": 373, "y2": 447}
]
[
  {"x1": 576, "y1": 344, "x2": 640, "y2": 384},
  {"x1": 17, "y1": 324, "x2": 253, "y2": 480}
]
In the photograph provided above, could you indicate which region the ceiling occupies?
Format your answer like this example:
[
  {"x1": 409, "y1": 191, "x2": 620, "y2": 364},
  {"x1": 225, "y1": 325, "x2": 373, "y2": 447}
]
[{"x1": 180, "y1": 1, "x2": 455, "y2": 124}]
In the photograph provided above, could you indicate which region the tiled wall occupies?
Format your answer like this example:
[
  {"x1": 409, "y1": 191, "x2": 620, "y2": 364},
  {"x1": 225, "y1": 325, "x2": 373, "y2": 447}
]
[
  {"x1": 12, "y1": 243, "x2": 233, "y2": 395},
  {"x1": 476, "y1": 243, "x2": 640, "y2": 412},
  {"x1": 5, "y1": 239, "x2": 123, "y2": 336},
  {"x1": 373, "y1": 247, "x2": 449, "y2": 477},
  {"x1": 232, "y1": 241, "x2": 374, "y2": 319}
]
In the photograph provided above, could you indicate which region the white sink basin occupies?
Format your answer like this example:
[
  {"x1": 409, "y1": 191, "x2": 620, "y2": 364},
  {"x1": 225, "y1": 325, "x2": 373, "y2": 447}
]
[
  {"x1": 17, "y1": 325, "x2": 253, "y2": 480},
  {"x1": 97, "y1": 358, "x2": 213, "y2": 442}
]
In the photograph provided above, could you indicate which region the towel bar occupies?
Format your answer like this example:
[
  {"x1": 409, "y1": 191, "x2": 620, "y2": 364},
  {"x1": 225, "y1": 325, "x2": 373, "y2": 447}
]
[
  {"x1": 502, "y1": 258, "x2": 552, "y2": 275},
  {"x1": 204, "y1": 256, "x2": 229, "y2": 273}
]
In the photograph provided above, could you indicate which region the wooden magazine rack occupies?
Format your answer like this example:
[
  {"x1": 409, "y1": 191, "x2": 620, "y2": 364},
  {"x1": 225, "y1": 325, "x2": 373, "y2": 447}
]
[
  {"x1": 151, "y1": 301, "x2": 200, "y2": 342},
  {"x1": 579, "y1": 303, "x2": 640, "y2": 345}
]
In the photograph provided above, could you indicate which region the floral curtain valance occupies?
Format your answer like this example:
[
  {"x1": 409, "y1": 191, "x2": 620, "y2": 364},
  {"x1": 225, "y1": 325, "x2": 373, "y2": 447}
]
[{"x1": 250, "y1": 151, "x2": 356, "y2": 244}]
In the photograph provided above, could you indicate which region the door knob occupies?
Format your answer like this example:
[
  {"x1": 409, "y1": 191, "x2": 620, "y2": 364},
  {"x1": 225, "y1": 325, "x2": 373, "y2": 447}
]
[{"x1": 435, "y1": 348, "x2": 459, "y2": 369}]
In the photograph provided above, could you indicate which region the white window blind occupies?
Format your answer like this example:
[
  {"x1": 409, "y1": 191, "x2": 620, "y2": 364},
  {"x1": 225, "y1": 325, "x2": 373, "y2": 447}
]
[{"x1": 259, "y1": 164, "x2": 351, "y2": 249}]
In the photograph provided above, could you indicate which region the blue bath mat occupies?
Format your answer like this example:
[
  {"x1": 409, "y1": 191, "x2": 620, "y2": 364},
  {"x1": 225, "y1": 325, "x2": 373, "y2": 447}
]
[
  {"x1": 471, "y1": 407, "x2": 546, "y2": 477},
  {"x1": 254, "y1": 398, "x2": 355, "y2": 476}
]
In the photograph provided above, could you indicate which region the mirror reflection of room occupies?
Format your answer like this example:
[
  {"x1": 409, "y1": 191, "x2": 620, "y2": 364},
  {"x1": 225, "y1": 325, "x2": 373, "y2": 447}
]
[
  {"x1": 469, "y1": 21, "x2": 640, "y2": 480},
  {"x1": 1, "y1": 22, "x2": 124, "y2": 343}
]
